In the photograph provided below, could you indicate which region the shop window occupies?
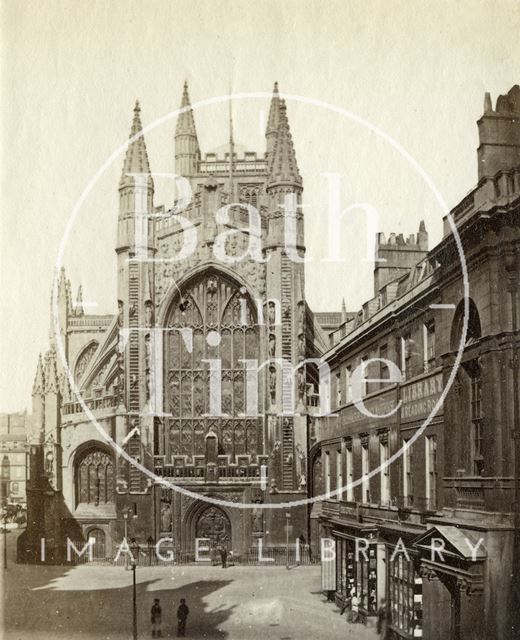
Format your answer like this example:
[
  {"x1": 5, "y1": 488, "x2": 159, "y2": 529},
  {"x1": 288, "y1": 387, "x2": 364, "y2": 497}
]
[
  {"x1": 388, "y1": 553, "x2": 422, "y2": 636},
  {"x1": 425, "y1": 436, "x2": 437, "y2": 509},
  {"x1": 335, "y1": 537, "x2": 378, "y2": 614}
]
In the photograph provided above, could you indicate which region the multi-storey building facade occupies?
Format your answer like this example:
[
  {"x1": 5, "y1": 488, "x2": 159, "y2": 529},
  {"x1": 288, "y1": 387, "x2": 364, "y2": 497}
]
[
  {"x1": 311, "y1": 84, "x2": 520, "y2": 640},
  {"x1": 20, "y1": 83, "x2": 316, "y2": 563},
  {"x1": 0, "y1": 412, "x2": 29, "y2": 506}
]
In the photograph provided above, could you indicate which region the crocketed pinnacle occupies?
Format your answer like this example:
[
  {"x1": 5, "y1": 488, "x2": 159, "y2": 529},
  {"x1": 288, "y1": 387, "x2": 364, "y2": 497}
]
[
  {"x1": 32, "y1": 354, "x2": 45, "y2": 396},
  {"x1": 266, "y1": 82, "x2": 280, "y2": 136},
  {"x1": 267, "y1": 99, "x2": 302, "y2": 187},
  {"x1": 75, "y1": 284, "x2": 84, "y2": 316},
  {"x1": 120, "y1": 100, "x2": 151, "y2": 183},
  {"x1": 175, "y1": 81, "x2": 199, "y2": 140},
  {"x1": 44, "y1": 350, "x2": 59, "y2": 394}
]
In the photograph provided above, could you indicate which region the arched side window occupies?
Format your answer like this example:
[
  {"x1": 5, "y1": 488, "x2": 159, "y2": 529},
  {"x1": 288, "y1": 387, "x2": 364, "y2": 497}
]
[
  {"x1": 76, "y1": 448, "x2": 114, "y2": 506},
  {"x1": 450, "y1": 298, "x2": 482, "y2": 351},
  {"x1": 74, "y1": 342, "x2": 99, "y2": 382}
]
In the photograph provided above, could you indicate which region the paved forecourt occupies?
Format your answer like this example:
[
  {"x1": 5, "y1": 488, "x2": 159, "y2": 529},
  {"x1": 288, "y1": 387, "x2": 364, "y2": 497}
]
[{"x1": 3, "y1": 557, "x2": 378, "y2": 639}]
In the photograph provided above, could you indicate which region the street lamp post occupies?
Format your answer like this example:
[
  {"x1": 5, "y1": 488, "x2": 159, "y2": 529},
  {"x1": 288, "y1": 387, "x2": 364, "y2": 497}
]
[
  {"x1": 3, "y1": 511, "x2": 7, "y2": 570},
  {"x1": 123, "y1": 508, "x2": 129, "y2": 570},
  {"x1": 285, "y1": 511, "x2": 291, "y2": 570},
  {"x1": 131, "y1": 557, "x2": 138, "y2": 640}
]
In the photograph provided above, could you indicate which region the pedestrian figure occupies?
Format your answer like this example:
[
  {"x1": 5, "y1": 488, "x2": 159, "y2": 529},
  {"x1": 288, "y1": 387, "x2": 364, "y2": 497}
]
[
  {"x1": 350, "y1": 591, "x2": 360, "y2": 623},
  {"x1": 177, "y1": 598, "x2": 189, "y2": 637},
  {"x1": 219, "y1": 544, "x2": 228, "y2": 568},
  {"x1": 151, "y1": 598, "x2": 162, "y2": 638},
  {"x1": 340, "y1": 593, "x2": 351, "y2": 617},
  {"x1": 377, "y1": 598, "x2": 389, "y2": 638}
]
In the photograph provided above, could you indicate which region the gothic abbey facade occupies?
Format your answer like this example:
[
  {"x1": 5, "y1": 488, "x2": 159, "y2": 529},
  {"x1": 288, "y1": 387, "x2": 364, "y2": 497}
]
[{"x1": 21, "y1": 83, "x2": 327, "y2": 562}]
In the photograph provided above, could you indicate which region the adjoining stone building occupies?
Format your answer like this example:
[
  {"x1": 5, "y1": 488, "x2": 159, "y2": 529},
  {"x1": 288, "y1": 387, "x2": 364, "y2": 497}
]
[
  {"x1": 0, "y1": 412, "x2": 29, "y2": 507},
  {"x1": 311, "y1": 85, "x2": 520, "y2": 640},
  {"x1": 20, "y1": 83, "x2": 322, "y2": 563}
]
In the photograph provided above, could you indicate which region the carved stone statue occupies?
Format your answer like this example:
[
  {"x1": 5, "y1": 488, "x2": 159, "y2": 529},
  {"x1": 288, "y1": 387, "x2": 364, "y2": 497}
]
[
  {"x1": 117, "y1": 300, "x2": 124, "y2": 327},
  {"x1": 297, "y1": 368, "x2": 306, "y2": 403},
  {"x1": 269, "y1": 366, "x2": 276, "y2": 404},
  {"x1": 268, "y1": 301, "x2": 276, "y2": 326},
  {"x1": 144, "y1": 301, "x2": 154, "y2": 327},
  {"x1": 298, "y1": 333, "x2": 305, "y2": 359},
  {"x1": 251, "y1": 501, "x2": 264, "y2": 535},
  {"x1": 269, "y1": 333, "x2": 276, "y2": 357},
  {"x1": 161, "y1": 502, "x2": 172, "y2": 532}
]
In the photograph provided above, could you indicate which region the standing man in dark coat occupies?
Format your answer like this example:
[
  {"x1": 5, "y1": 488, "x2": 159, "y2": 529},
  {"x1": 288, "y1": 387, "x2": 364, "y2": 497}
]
[
  {"x1": 218, "y1": 544, "x2": 228, "y2": 568},
  {"x1": 150, "y1": 598, "x2": 162, "y2": 638},
  {"x1": 177, "y1": 598, "x2": 189, "y2": 637}
]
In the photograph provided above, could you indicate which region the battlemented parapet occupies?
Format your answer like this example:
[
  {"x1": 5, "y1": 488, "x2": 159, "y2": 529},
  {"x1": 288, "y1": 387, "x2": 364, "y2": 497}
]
[
  {"x1": 478, "y1": 84, "x2": 520, "y2": 180},
  {"x1": 373, "y1": 220, "x2": 428, "y2": 293}
]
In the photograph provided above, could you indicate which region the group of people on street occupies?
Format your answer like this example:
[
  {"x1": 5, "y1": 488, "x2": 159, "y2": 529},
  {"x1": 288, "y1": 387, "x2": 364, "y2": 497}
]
[
  {"x1": 340, "y1": 589, "x2": 389, "y2": 637},
  {"x1": 340, "y1": 589, "x2": 366, "y2": 625},
  {"x1": 150, "y1": 598, "x2": 190, "y2": 637}
]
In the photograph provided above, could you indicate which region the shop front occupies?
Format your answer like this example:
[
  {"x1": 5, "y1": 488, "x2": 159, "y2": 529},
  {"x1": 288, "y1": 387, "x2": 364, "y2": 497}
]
[
  {"x1": 320, "y1": 502, "x2": 384, "y2": 618},
  {"x1": 379, "y1": 522, "x2": 425, "y2": 639},
  {"x1": 413, "y1": 525, "x2": 486, "y2": 640}
]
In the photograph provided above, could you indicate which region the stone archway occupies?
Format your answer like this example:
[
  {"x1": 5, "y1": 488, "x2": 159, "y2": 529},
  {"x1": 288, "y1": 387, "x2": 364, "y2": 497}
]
[
  {"x1": 195, "y1": 505, "x2": 232, "y2": 550},
  {"x1": 87, "y1": 527, "x2": 106, "y2": 559}
]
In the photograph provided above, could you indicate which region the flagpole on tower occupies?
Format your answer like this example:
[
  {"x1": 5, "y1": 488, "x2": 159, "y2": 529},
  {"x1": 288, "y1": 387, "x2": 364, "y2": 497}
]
[{"x1": 228, "y1": 85, "x2": 235, "y2": 204}]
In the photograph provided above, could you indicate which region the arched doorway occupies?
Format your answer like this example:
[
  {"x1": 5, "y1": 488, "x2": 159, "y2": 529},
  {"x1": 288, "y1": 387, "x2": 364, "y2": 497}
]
[
  {"x1": 195, "y1": 506, "x2": 231, "y2": 549},
  {"x1": 88, "y1": 528, "x2": 106, "y2": 559}
]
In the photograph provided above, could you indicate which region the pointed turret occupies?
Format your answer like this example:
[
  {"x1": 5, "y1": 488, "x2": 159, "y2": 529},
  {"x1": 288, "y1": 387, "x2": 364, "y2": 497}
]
[
  {"x1": 44, "y1": 350, "x2": 59, "y2": 394},
  {"x1": 50, "y1": 268, "x2": 71, "y2": 347},
  {"x1": 417, "y1": 219, "x2": 428, "y2": 250},
  {"x1": 32, "y1": 354, "x2": 45, "y2": 396},
  {"x1": 75, "y1": 285, "x2": 84, "y2": 316},
  {"x1": 267, "y1": 99, "x2": 302, "y2": 188},
  {"x1": 120, "y1": 101, "x2": 152, "y2": 187},
  {"x1": 483, "y1": 92, "x2": 493, "y2": 113},
  {"x1": 341, "y1": 299, "x2": 348, "y2": 323},
  {"x1": 117, "y1": 101, "x2": 154, "y2": 252},
  {"x1": 175, "y1": 81, "x2": 201, "y2": 176},
  {"x1": 266, "y1": 82, "x2": 281, "y2": 160}
]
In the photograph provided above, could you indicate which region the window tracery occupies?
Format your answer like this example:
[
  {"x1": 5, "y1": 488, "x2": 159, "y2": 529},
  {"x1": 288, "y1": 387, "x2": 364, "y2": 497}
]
[{"x1": 163, "y1": 272, "x2": 261, "y2": 462}]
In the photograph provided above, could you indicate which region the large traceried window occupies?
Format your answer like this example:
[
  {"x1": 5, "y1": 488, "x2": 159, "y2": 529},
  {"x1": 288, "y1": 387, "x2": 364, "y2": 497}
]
[
  {"x1": 163, "y1": 272, "x2": 261, "y2": 463},
  {"x1": 76, "y1": 448, "x2": 114, "y2": 506}
]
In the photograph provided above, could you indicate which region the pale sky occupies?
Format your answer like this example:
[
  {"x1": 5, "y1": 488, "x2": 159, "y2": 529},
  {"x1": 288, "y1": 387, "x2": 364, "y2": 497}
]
[{"x1": 1, "y1": 0, "x2": 519, "y2": 413}]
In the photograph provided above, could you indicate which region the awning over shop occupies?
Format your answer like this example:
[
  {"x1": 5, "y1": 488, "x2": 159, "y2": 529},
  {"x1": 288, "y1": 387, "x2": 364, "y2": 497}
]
[{"x1": 413, "y1": 525, "x2": 487, "y2": 560}]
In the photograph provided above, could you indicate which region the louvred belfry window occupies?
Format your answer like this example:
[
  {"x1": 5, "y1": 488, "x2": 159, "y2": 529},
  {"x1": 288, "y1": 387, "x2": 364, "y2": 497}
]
[{"x1": 163, "y1": 272, "x2": 261, "y2": 462}]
